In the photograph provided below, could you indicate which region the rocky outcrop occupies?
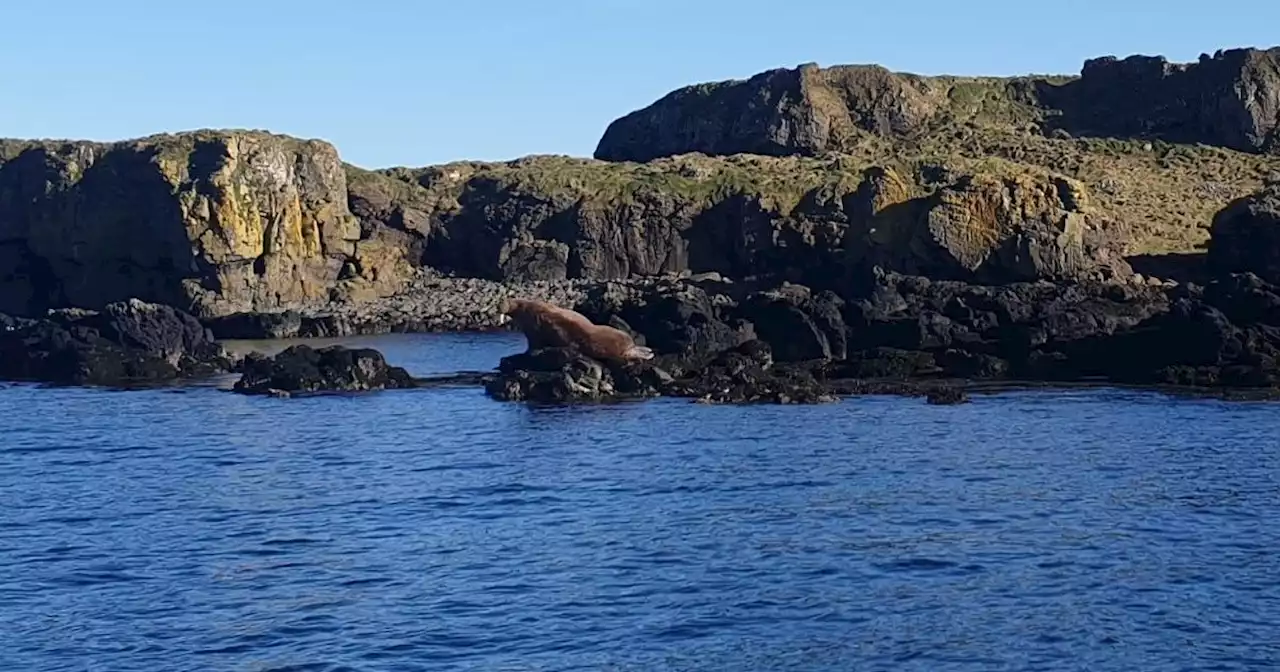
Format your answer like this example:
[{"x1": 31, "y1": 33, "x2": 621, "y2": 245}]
[
  {"x1": 594, "y1": 63, "x2": 996, "y2": 162},
  {"x1": 1041, "y1": 48, "x2": 1280, "y2": 154},
  {"x1": 485, "y1": 347, "x2": 670, "y2": 402},
  {"x1": 0, "y1": 299, "x2": 231, "y2": 386},
  {"x1": 543, "y1": 265, "x2": 1280, "y2": 396},
  {"x1": 1207, "y1": 184, "x2": 1280, "y2": 283},
  {"x1": 233, "y1": 344, "x2": 418, "y2": 396},
  {"x1": 595, "y1": 48, "x2": 1280, "y2": 162},
  {"x1": 0, "y1": 131, "x2": 366, "y2": 319},
  {"x1": 340, "y1": 158, "x2": 1129, "y2": 292},
  {"x1": 843, "y1": 168, "x2": 1132, "y2": 283}
]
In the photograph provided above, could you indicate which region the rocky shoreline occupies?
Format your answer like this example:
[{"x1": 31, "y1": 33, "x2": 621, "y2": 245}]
[
  {"x1": 4, "y1": 179, "x2": 1279, "y2": 404},
  {"x1": 4, "y1": 260, "x2": 1279, "y2": 405},
  {"x1": 1, "y1": 45, "x2": 1278, "y2": 405}
]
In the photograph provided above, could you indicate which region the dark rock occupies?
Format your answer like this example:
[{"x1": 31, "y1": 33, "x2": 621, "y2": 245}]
[
  {"x1": 830, "y1": 348, "x2": 940, "y2": 379},
  {"x1": 577, "y1": 281, "x2": 755, "y2": 362},
  {"x1": 594, "y1": 63, "x2": 949, "y2": 162},
  {"x1": 1062, "y1": 274, "x2": 1280, "y2": 387},
  {"x1": 1040, "y1": 48, "x2": 1280, "y2": 154},
  {"x1": 661, "y1": 340, "x2": 838, "y2": 404},
  {"x1": 485, "y1": 347, "x2": 668, "y2": 403},
  {"x1": 1207, "y1": 185, "x2": 1280, "y2": 283},
  {"x1": 205, "y1": 311, "x2": 304, "y2": 340},
  {"x1": 926, "y1": 386, "x2": 970, "y2": 405},
  {"x1": 0, "y1": 298, "x2": 231, "y2": 386},
  {"x1": 233, "y1": 344, "x2": 418, "y2": 395},
  {"x1": 735, "y1": 285, "x2": 847, "y2": 361}
]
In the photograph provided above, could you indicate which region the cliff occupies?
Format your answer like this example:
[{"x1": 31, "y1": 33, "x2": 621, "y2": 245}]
[
  {"x1": 346, "y1": 153, "x2": 1131, "y2": 287},
  {"x1": 1, "y1": 46, "x2": 1278, "y2": 321},
  {"x1": 595, "y1": 47, "x2": 1280, "y2": 160},
  {"x1": 0, "y1": 130, "x2": 369, "y2": 317},
  {"x1": 590, "y1": 49, "x2": 1280, "y2": 257}
]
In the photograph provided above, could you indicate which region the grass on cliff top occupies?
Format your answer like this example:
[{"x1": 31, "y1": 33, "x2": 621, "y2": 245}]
[
  {"x1": 911, "y1": 128, "x2": 1279, "y2": 254},
  {"x1": 352, "y1": 152, "x2": 925, "y2": 215}
]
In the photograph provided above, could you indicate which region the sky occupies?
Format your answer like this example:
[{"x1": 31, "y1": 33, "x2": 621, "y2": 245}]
[{"x1": 2, "y1": 1, "x2": 1276, "y2": 169}]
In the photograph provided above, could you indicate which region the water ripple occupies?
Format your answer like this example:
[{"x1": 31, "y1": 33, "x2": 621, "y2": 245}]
[{"x1": 0, "y1": 333, "x2": 1278, "y2": 671}]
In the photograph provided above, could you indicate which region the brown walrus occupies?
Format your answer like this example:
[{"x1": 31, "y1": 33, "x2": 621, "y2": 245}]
[{"x1": 498, "y1": 297, "x2": 654, "y2": 363}]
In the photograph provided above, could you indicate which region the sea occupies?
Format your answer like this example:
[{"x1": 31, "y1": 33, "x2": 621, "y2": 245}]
[{"x1": 1, "y1": 332, "x2": 1277, "y2": 671}]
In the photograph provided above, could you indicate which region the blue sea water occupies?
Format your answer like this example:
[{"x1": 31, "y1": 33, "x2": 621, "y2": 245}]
[{"x1": 1, "y1": 332, "x2": 1277, "y2": 671}]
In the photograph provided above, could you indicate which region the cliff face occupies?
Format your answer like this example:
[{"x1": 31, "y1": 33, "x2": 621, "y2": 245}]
[
  {"x1": 1042, "y1": 48, "x2": 1280, "y2": 153},
  {"x1": 595, "y1": 47, "x2": 1280, "y2": 161},
  {"x1": 2, "y1": 46, "x2": 1277, "y2": 320},
  {"x1": 345, "y1": 154, "x2": 1131, "y2": 288},
  {"x1": 0, "y1": 131, "x2": 365, "y2": 317}
]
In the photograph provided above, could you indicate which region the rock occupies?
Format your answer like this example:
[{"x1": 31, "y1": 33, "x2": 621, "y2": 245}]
[
  {"x1": 485, "y1": 347, "x2": 667, "y2": 402},
  {"x1": 0, "y1": 299, "x2": 231, "y2": 386},
  {"x1": 1040, "y1": 48, "x2": 1280, "y2": 154},
  {"x1": 844, "y1": 168, "x2": 1132, "y2": 283},
  {"x1": 342, "y1": 155, "x2": 1134, "y2": 291},
  {"x1": 0, "y1": 130, "x2": 363, "y2": 319},
  {"x1": 735, "y1": 285, "x2": 847, "y2": 361},
  {"x1": 842, "y1": 269, "x2": 1170, "y2": 371},
  {"x1": 662, "y1": 340, "x2": 839, "y2": 404},
  {"x1": 926, "y1": 386, "x2": 970, "y2": 405},
  {"x1": 232, "y1": 344, "x2": 418, "y2": 395},
  {"x1": 1061, "y1": 273, "x2": 1280, "y2": 387},
  {"x1": 577, "y1": 279, "x2": 755, "y2": 362},
  {"x1": 595, "y1": 48, "x2": 1280, "y2": 161},
  {"x1": 485, "y1": 268, "x2": 1280, "y2": 403},
  {"x1": 205, "y1": 310, "x2": 304, "y2": 340},
  {"x1": 594, "y1": 63, "x2": 956, "y2": 161},
  {"x1": 1207, "y1": 185, "x2": 1280, "y2": 283},
  {"x1": 485, "y1": 340, "x2": 841, "y2": 405}
]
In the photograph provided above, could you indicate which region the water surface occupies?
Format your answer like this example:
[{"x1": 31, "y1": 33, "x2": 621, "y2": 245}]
[{"x1": 1, "y1": 333, "x2": 1277, "y2": 671}]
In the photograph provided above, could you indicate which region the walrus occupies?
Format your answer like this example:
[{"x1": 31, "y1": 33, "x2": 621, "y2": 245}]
[{"x1": 498, "y1": 297, "x2": 654, "y2": 363}]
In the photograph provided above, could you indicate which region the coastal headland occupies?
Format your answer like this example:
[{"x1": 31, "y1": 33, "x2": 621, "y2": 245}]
[{"x1": 3, "y1": 46, "x2": 1279, "y2": 402}]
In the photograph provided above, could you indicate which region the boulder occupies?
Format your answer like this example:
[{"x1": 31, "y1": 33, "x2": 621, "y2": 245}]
[
  {"x1": 576, "y1": 279, "x2": 755, "y2": 362},
  {"x1": 485, "y1": 347, "x2": 669, "y2": 402},
  {"x1": 734, "y1": 284, "x2": 847, "y2": 361},
  {"x1": 0, "y1": 299, "x2": 231, "y2": 386},
  {"x1": 846, "y1": 167, "x2": 1132, "y2": 283},
  {"x1": 233, "y1": 344, "x2": 419, "y2": 396},
  {"x1": 1207, "y1": 184, "x2": 1280, "y2": 283}
]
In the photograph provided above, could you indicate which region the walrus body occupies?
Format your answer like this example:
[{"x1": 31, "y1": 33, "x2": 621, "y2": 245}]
[{"x1": 498, "y1": 298, "x2": 654, "y2": 363}]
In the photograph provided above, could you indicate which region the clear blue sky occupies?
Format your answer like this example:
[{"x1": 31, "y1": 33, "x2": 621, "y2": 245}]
[{"x1": 3, "y1": 1, "x2": 1275, "y2": 168}]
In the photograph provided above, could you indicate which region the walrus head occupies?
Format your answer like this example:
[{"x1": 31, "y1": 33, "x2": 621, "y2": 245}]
[{"x1": 495, "y1": 298, "x2": 516, "y2": 326}]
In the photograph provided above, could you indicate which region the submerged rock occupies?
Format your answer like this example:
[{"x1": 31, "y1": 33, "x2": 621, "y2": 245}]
[
  {"x1": 233, "y1": 344, "x2": 418, "y2": 395},
  {"x1": 0, "y1": 298, "x2": 231, "y2": 386}
]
